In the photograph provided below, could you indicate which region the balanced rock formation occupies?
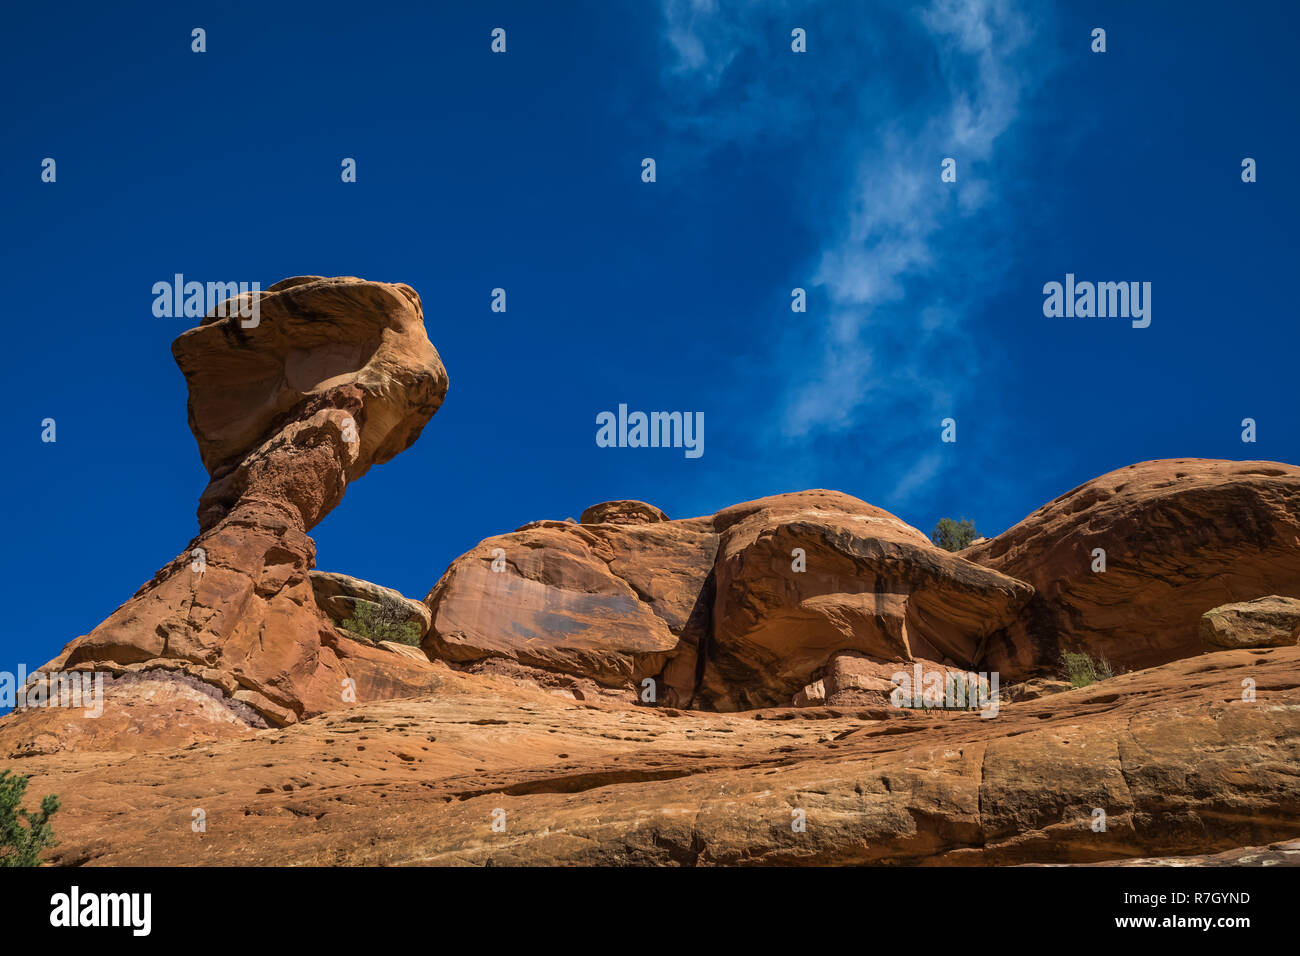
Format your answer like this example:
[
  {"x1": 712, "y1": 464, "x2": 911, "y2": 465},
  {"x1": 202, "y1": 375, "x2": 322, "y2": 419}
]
[
  {"x1": 966, "y1": 459, "x2": 1300, "y2": 678},
  {"x1": 1199, "y1": 595, "x2": 1300, "y2": 650},
  {"x1": 25, "y1": 276, "x2": 449, "y2": 734},
  {"x1": 424, "y1": 491, "x2": 1032, "y2": 710}
]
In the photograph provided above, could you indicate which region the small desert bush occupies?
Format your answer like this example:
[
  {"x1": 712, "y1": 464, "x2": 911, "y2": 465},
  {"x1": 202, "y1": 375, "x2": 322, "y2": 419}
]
[
  {"x1": 899, "y1": 671, "x2": 988, "y2": 711},
  {"x1": 930, "y1": 517, "x2": 978, "y2": 552},
  {"x1": 1059, "y1": 650, "x2": 1115, "y2": 688},
  {"x1": 343, "y1": 597, "x2": 422, "y2": 646},
  {"x1": 0, "y1": 770, "x2": 60, "y2": 867}
]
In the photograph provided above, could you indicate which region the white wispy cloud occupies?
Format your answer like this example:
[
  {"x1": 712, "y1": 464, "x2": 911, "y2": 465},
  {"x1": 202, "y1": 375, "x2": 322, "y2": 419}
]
[
  {"x1": 658, "y1": 0, "x2": 1044, "y2": 507},
  {"x1": 793, "y1": 0, "x2": 1031, "y2": 440}
]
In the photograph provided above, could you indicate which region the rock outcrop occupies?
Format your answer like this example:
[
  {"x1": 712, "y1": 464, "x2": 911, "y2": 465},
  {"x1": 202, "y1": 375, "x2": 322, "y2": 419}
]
[
  {"x1": 1199, "y1": 595, "x2": 1300, "y2": 649},
  {"x1": 3, "y1": 319, "x2": 1299, "y2": 877},
  {"x1": 11, "y1": 645, "x2": 1299, "y2": 866},
  {"x1": 699, "y1": 491, "x2": 1032, "y2": 709},
  {"x1": 966, "y1": 459, "x2": 1300, "y2": 677},
  {"x1": 421, "y1": 461, "x2": 1300, "y2": 712},
  {"x1": 423, "y1": 516, "x2": 716, "y2": 701},
  {"x1": 424, "y1": 490, "x2": 1033, "y2": 710},
  {"x1": 791, "y1": 650, "x2": 907, "y2": 708},
  {"x1": 1004, "y1": 677, "x2": 1074, "y2": 702},
  {"x1": 310, "y1": 571, "x2": 432, "y2": 642},
  {"x1": 21, "y1": 276, "x2": 448, "y2": 733},
  {"x1": 579, "y1": 499, "x2": 669, "y2": 525}
]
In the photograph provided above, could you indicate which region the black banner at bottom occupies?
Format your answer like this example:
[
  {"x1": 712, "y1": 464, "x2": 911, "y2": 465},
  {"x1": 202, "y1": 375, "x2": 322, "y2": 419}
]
[{"x1": 1, "y1": 864, "x2": 1284, "y2": 943}]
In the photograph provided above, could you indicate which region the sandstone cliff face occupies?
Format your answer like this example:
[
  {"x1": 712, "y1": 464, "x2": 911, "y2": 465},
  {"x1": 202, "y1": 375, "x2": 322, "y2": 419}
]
[
  {"x1": 421, "y1": 460, "x2": 1300, "y2": 712},
  {"x1": 33, "y1": 277, "x2": 449, "y2": 733},
  {"x1": 965, "y1": 459, "x2": 1300, "y2": 678}
]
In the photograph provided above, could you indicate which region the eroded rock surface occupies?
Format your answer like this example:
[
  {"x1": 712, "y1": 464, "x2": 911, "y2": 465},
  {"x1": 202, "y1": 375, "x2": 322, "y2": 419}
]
[
  {"x1": 4, "y1": 440, "x2": 1300, "y2": 865},
  {"x1": 1059, "y1": 839, "x2": 1300, "y2": 867},
  {"x1": 424, "y1": 490, "x2": 1032, "y2": 710},
  {"x1": 700, "y1": 492, "x2": 1032, "y2": 710},
  {"x1": 580, "y1": 500, "x2": 669, "y2": 525},
  {"x1": 966, "y1": 459, "x2": 1300, "y2": 677},
  {"x1": 13, "y1": 276, "x2": 448, "y2": 731},
  {"x1": 423, "y1": 519, "x2": 715, "y2": 699},
  {"x1": 1200, "y1": 595, "x2": 1300, "y2": 650},
  {"x1": 7, "y1": 646, "x2": 1297, "y2": 866}
]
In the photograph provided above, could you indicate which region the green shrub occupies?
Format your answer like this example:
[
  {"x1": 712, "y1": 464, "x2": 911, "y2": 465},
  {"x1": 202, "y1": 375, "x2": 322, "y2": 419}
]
[
  {"x1": 899, "y1": 671, "x2": 987, "y2": 710},
  {"x1": 1059, "y1": 650, "x2": 1115, "y2": 688},
  {"x1": 930, "y1": 517, "x2": 978, "y2": 552},
  {"x1": 342, "y1": 598, "x2": 422, "y2": 646},
  {"x1": 0, "y1": 770, "x2": 59, "y2": 867}
]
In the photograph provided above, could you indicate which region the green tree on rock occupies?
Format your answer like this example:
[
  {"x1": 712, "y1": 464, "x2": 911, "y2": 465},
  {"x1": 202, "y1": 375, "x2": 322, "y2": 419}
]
[
  {"x1": 343, "y1": 597, "x2": 422, "y2": 646},
  {"x1": 0, "y1": 770, "x2": 60, "y2": 867},
  {"x1": 930, "y1": 517, "x2": 978, "y2": 552}
]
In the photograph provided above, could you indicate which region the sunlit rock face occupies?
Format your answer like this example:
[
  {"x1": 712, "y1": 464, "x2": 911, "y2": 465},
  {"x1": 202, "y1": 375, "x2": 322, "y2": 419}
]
[
  {"x1": 966, "y1": 459, "x2": 1300, "y2": 677},
  {"x1": 424, "y1": 490, "x2": 1032, "y2": 711},
  {"x1": 37, "y1": 277, "x2": 449, "y2": 731}
]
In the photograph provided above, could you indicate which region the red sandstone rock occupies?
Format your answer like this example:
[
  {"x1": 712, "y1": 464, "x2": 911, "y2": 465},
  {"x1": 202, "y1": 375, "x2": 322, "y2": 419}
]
[
  {"x1": 966, "y1": 459, "x2": 1300, "y2": 677},
  {"x1": 0, "y1": 671, "x2": 259, "y2": 757},
  {"x1": 422, "y1": 519, "x2": 715, "y2": 697},
  {"x1": 1199, "y1": 595, "x2": 1300, "y2": 649},
  {"x1": 14, "y1": 277, "x2": 448, "y2": 729},
  {"x1": 580, "y1": 500, "x2": 669, "y2": 525},
  {"x1": 177, "y1": 275, "x2": 445, "y2": 491},
  {"x1": 5, "y1": 645, "x2": 1296, "y2": 866},
  {"x1": 4, "y1": 427, "x2": 1300, "y2": 866},
  {"x1": 698, "y1": 491, "x2": 1033, "y2": 710},
  {"x1": 423, "y1": 490, "x2": 1031, "y2": 711}
]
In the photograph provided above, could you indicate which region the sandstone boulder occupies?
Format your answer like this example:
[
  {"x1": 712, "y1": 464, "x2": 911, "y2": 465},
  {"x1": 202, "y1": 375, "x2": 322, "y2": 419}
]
[
  {"x1": 966, "y1": 459, "x2": 1300, "y2": 677},
  {"x1": 423, "y1": 490, "x2": 1032, "y2": 712},
  {"x1": 1005, "y1": 677, "x2": 1074, "y2": 702},
  {"x1": 580, "y1": 500, "x2": 669, "y2": 525},
  {"x1": 792, "y1": 650, "x2": 906, "y2": 707},
  {"x1": 177, "y1": 275, "x2": 446, "y2": 493},
  {"x1": 423, "y1": 518, "x2": 716, "y2": 698},
  {"x1": 1199, "y1": 595, "x2": 1300, "y2": 649},
  {"x1": 698, "y1": 491, "x2": 1034, "y2": 710},
  {"x1": 310, "y1": 570, "x2": 432, "y2": 641}
]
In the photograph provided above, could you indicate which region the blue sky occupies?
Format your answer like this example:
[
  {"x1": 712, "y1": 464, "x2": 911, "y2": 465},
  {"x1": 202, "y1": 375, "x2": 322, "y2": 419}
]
[{"x1": 2, "y1": 0, "x2": 1297, "y2": 672}]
